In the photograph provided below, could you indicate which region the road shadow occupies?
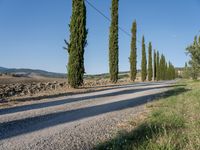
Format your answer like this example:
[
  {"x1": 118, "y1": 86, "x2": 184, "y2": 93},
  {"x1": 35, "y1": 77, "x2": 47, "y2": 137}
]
[
  {"x1": 0, "y1": 87, "x2": 189, "y2": 140},
  {"x1": 0, "y1": 84, "x2": 184, "y2": 115}
]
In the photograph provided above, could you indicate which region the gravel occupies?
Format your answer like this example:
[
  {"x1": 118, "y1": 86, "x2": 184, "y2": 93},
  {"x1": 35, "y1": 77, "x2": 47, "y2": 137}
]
[{"x1": 0, "y1": 81, "x2": 175, "y2": 150}]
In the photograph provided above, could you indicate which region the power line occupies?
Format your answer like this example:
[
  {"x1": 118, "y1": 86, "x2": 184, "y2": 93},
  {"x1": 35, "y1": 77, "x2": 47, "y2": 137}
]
[
  {"x1": 85, "y1": 0, "x2": 111, "y2": 22},
  {"x1": 84, "y1": 0, "x2": 175, "y2": 66},
  {"x1": 85, "y1": 0, "x2": 131, "y2": 37},
  {"x1": 84, "y1": 0, "x2": 154, "y2": 50}
]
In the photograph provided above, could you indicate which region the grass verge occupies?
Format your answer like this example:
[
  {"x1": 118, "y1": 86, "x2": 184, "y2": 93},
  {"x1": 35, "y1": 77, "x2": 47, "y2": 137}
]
[{"x1": 96, "y1": 80, "x2": 200, "y2": 150}]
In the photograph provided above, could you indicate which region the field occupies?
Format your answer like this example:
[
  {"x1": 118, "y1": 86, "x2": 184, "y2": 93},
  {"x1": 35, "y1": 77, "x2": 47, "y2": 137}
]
[{"x1": 96, "y1": 80, "x2": 200, "y2": 150}]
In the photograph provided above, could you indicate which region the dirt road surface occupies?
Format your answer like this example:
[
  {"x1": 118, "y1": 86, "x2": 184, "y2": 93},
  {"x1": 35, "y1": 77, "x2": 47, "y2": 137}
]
[{"x1": 0, "y1": 81, "x2": 176, "y2": 150}]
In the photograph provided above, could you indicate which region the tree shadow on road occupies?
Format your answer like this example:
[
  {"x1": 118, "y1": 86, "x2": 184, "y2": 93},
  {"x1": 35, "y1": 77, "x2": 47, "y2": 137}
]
[{"x1": 0, "y1": 84, "x2": 185, "y2": 115}]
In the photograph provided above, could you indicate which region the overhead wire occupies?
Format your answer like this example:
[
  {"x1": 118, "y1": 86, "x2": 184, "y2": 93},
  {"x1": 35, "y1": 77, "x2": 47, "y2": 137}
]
[
  {"x1": 85, "y1": 0, "x2": 139, "y2": 41},
  {"x1": 85, "y1": 0, "x2": 162, "y2": 53}
]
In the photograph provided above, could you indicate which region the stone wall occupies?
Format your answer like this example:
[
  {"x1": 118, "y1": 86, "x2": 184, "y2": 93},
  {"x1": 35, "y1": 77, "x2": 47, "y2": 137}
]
[{"x1": 0, "y1": 81, "x2": 67, "y2": 98}]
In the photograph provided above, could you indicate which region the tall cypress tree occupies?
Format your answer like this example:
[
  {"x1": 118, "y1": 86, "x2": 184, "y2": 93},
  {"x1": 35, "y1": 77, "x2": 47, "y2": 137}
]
[
  {"x1": 130, "y1": 20, "x2": 137, "y2": 81},
  {"x1": 141, "y1": 36, "x2": 147, "y2": 82},
  {"x1": 160, "y1": 54, "x2": 165, "y2": 80},
  {"x1": 156, "y1": 51, "x2": 160, "y2": 81},
  {"x1": 166, "y1": 62, "x2": 169, "y2": 80},
  {"x1": 165, "y1": 61, "x2": 168, "y2": 80},
  {"x1": 109, "y1": 0, "x2": 119, "y2": 83},
  {"x1": 153, "y1": 50, "x2": 157, "y2": 81},
  {"x1": 169, "y1": 62, "x2": 173, "y2": 80},
  {"x1": 65, "y1": 0, "x2": 87, "y2": 88},
  {"x1": 167, "y1": 61, "x2": 176, "y2": 80},
  {"x1": 148, "y1": 42, "x2": 153, "y2": 81}
]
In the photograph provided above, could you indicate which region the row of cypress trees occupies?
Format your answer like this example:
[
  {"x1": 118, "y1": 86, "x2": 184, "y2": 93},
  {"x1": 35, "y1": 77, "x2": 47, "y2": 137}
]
[
  {"x1": 153, "y1": 50, "x2": 176, "y2": 81},
  {"x1": 130, "y1": 21, "x2": 176, "y2": 82},
  {"x1": 66, "y1": 0, "x2": 176, "y2": 88}
]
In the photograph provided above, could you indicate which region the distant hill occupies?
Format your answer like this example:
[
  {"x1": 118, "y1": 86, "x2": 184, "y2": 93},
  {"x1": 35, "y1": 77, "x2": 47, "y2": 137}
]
[
  {"x1": 0, "y1": 67, "x2": 66, "y2": 78},
  {"x1": 0, "y1": 67, "x2": 148, "y2": 79},
  {"x1": 0, "y1": 67, "x2": 8, "y2": 71}
]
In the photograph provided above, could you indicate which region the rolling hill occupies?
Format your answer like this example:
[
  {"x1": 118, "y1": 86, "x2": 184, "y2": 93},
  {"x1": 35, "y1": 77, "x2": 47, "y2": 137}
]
[{"x1": 0, "y1": 67, "x2": 66, "y2": 78}]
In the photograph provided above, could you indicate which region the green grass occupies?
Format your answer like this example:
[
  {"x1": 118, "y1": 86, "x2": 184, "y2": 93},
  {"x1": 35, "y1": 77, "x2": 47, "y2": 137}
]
[{"x1": 96, "y1": 80, "x2": 200, "y2": 150}]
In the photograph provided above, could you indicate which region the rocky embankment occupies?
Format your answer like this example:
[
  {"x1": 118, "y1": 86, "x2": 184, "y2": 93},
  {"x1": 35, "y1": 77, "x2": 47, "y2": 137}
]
[
  {"x1": 0, "y1": 78, "x2": 131, "y2": 101},
  {"x1": 0, "y1": 82, "x2": 67, "y2": 99}
]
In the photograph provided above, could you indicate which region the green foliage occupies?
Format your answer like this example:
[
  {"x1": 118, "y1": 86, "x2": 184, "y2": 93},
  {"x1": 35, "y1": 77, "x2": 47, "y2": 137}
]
[
  {"x1": 182, "y1": 62, "x2": 190, "y2": 79},
  {"x1": 109, "y1": 0, "x2": 119, "y2": 83},
  {"x1": 129, "y1": 21, "x2": 137, "y2": 81},
  {"x1": 186, "y1": 36, "x2": 200, "y2": 80},
  {"x1": 141, "y1": 36, "x2": 147, "y2": 81},
  {"x1": 66, "y1": 0, "x2": 87, "y2": 88},
  {"x1": 159, "y1": 54, "x2": 166, "y2": 80},
  {"x1": 189, "y1": 62, "x2": 199, "y2": 80},
  {"x1": 156, "y1": 51, "x2": 160, "y2": 81},
  {"x1": 153, "y1": 50, "x2": 157, "y2": 81},
  {"x1": 148, "y1": 42, "x2": 153, "y2": 81},
  {"x1": 167, "y1": 61, "x2": 176, "y2": 80},
  {"x1": 153, "y1": 51, "x2": 176, "y2": 81}
]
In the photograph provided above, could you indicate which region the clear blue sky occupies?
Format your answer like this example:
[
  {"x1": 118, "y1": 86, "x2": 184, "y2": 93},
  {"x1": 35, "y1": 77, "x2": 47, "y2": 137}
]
[{"x1": 0, "y1": 0, "x2": 200, "y2": 74}]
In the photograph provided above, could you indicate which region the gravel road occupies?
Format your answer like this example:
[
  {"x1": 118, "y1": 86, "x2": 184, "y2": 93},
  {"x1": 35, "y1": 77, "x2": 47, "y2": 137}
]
[{"x1": 0, "y1": 81, "x2": 176, "y2": 150}]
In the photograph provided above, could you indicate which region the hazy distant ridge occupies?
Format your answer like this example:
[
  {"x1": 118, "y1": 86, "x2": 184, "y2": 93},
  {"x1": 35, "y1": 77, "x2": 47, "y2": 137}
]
[{"x1": 0, "y1": 67, "x2": 66, "y2": 78}]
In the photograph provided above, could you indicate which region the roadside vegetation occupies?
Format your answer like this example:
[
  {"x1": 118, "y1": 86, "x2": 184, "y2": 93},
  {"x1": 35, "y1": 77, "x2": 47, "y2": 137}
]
[{"x1": 96, "y1": 80, "x2": 200, "y2": 150}]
